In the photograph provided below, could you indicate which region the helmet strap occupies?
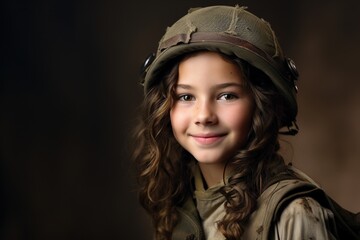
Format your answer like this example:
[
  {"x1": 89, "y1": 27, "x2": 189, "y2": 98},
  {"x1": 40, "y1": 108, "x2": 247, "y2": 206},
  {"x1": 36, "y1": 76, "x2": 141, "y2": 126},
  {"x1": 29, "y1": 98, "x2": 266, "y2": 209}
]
[{"x1": 279, "y1": 121, "x2": 299, "y2": 136}]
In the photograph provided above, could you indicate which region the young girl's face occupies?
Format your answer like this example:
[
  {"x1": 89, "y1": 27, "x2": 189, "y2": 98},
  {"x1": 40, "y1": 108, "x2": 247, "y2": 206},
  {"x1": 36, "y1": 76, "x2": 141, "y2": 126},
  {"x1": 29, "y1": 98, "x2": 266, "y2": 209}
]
[{"x1": 170, "y1": 51, "x2": 254, "y2": 168}]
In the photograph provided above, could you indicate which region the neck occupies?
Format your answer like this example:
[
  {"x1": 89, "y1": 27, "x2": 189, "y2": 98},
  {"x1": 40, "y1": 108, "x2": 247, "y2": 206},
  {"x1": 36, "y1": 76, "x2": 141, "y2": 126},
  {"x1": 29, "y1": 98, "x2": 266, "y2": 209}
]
[{"x1": 198, "y1": 162, "x2": 231, "y2": 188}]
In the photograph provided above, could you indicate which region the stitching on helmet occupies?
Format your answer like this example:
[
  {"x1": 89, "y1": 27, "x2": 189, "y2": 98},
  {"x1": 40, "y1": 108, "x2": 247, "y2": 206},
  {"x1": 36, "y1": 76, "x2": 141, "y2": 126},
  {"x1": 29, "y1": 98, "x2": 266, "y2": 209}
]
[
  {"x1": 185, "y1": 14, "x2": 197, "y2": 43},
  {"x1": 225, "y1": 5, "x2": 239, "y2": 35}
]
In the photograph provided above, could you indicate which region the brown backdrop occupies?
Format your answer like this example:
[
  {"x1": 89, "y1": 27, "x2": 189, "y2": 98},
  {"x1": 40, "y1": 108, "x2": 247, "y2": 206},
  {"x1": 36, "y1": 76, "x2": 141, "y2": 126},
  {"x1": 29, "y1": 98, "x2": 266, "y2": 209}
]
[{"x1": 1, "y1": 0, "x2": 359, "y2": 239}]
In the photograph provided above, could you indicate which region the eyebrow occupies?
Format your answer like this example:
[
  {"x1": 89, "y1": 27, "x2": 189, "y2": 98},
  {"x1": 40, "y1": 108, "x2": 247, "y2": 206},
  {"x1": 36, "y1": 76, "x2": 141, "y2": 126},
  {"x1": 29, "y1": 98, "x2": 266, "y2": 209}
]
[{"x1": 176, "y1": 84, "x2": 193, "y2": 90}]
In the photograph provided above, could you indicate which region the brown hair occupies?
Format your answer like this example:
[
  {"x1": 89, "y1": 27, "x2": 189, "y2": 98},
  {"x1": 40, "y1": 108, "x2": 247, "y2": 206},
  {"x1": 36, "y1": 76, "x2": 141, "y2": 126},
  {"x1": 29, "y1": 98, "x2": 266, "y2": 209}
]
[{"x1": 133, "y1": 51, "x2": 289, "y2": 240}]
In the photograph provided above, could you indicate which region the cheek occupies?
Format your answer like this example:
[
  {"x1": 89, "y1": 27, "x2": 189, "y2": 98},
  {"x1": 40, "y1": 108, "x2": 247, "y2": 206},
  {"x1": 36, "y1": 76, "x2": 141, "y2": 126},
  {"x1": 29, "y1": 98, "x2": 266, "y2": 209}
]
[
  {"x1": 225, "y1": 104, "x2": 254, "y2": 133},
  {"x1": 170, "y1": 107, "x2": 187, "y2": 133}
]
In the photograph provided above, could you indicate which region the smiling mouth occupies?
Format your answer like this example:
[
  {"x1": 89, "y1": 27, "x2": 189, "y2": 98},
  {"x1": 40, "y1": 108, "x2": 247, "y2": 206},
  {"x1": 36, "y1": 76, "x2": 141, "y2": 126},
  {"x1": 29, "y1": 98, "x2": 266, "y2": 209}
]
[{"x1": 191, "y1": 134, "x2": 226, "y2": 145}]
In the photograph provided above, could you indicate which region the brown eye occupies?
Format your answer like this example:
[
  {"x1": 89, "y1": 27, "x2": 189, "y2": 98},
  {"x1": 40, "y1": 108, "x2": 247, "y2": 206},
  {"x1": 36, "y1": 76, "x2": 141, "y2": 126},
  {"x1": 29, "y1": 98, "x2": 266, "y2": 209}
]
[
  {"x1": 178, "y1": 94, "x2": 195, "y2": 101},
  {"x1": 218, "y1": 93, "x2": 238, "y2": 101}
]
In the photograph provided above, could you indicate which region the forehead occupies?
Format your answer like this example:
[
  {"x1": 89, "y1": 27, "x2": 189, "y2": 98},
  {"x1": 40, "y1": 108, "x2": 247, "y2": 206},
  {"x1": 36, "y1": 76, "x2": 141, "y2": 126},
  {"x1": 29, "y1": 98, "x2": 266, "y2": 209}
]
[{"x1": 177, "y1": 51, "x2": 246, "y2": 84}]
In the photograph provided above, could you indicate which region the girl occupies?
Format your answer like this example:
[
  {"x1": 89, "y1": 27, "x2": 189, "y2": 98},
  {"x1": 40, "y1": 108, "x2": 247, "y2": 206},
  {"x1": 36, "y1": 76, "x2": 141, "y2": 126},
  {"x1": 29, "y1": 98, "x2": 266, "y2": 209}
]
[{"x1": 134, "y1": 5, "x2": 359, "y2": 240}]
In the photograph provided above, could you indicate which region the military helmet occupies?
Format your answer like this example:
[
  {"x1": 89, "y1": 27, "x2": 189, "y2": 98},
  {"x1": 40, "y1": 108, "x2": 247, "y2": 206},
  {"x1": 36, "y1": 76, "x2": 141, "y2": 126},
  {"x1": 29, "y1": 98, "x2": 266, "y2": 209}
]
[{"x1": 141, "y1": 5, "x2": 299, "y2": 134}]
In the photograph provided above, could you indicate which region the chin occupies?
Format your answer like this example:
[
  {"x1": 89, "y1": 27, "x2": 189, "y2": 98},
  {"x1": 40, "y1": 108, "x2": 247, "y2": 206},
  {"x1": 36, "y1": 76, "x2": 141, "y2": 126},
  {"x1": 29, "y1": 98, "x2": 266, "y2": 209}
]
[{"x1": 193, "y1": 155, "x2": 227, "y2": 165}]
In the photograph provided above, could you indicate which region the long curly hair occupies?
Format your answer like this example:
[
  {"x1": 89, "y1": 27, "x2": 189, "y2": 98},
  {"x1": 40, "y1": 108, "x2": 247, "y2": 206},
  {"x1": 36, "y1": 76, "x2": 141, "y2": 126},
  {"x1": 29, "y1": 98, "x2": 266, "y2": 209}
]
[{"x1": 133, "y1": 51, "x2": 291, "y2": 240}]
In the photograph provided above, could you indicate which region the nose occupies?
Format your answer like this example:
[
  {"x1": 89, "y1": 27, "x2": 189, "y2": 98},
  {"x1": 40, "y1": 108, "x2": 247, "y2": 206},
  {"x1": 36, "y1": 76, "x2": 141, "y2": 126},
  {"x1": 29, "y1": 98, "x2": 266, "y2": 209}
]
[{"x1": 194, "y1": 100, "x2": 218, "y2": 126}]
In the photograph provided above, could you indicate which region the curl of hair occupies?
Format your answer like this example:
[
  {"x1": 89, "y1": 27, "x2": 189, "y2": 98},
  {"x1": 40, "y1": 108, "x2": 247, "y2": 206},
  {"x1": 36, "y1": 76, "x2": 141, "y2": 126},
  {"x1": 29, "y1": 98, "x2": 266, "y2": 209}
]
[
  {"x1": 133, "y1": 64, "x2": 192, "y2": 240},
  {"x1": 217, "y1": 60, "x2": 290, "y2": 239}
]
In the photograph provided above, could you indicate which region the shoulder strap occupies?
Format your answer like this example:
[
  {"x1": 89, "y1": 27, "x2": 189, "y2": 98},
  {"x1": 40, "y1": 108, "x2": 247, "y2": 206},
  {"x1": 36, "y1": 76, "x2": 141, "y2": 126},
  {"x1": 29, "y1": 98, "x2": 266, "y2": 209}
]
[
  {"x1": 242, "y1": 167, "x2": 360, "y2": 240},
  {"x1": 242, "y1": 179, "x2": 319, "y2": 239},
  {"x1": 319, "y1": 195, "x2": 360, "y2": 240}
]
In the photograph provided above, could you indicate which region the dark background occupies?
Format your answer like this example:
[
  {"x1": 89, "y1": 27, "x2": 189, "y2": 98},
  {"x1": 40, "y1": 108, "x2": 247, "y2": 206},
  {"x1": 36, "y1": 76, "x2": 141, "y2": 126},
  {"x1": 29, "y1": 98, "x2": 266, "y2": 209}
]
[{"x1": 1, "y1": 0, "x2": 359, "y2": 239}]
